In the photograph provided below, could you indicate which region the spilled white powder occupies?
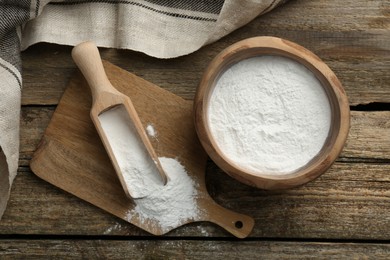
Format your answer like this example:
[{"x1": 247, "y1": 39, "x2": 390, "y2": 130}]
[
  {"x1": 103, "y1": 223, "x2": 123, "y2": 235},
  {"x1": 98, "y1": 105, "x2": 163, "y2": 198},
  {"x1": 208, "y1": 55, "x2": 331, "y2": 174},
  {"x1": 98, "y1": 105, "x2": 199, "y2": 231},
  {"x1": 146, "y1": 123, "x2": 157, "y2": 138},
  {"x1": 127, "y1": 157, "x2": 199, "y2": 232}
]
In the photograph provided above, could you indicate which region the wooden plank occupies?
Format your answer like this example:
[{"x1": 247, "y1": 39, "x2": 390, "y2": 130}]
[
  {"x1": 0, "y1": 240, "x2": 389, "y2": 259},
  {"x1": 207, "y1": 163, "x2": 390, "y2": 240},
  {"x1": 19, "y1": 107, "x2": 54, "y2": 166},
  {"x1": 21, "y1": 44, "x2": 75, "y2": 105},
  {"x1": 1, "y1": 162, "x2": 389, "y2": 239},
  {"x1": 21, "y1": 0, "x2": 390, "y2": 106},
  {"x1": 342, "y1": 111, "x2": 390, "y2": 160},
  {"x1": 20, "y1": 108, "x2": 390, "y2": 165},
  {"x1": 261, "y1": 0, "x2": 389, "y2": 31}
]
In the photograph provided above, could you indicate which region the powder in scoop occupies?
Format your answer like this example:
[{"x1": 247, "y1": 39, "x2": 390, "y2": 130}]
[
  {"x1": 99, "y1": 106, "x2": 199, "y2": 230},
  {"x1": 98, "y1": 105, "x2": 163, "y2": 198},
  {"x1": 208, "y1": 55, "x2": 331, "y2": 174}
]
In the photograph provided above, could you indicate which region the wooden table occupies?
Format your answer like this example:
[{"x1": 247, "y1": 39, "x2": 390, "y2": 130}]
[{"x1": 1, "y1": 0, "x2": 389, "y2": 258}]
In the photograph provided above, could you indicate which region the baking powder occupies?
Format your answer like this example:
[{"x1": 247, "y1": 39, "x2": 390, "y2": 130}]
[
  {"x1": 127, "y1": 157, "x2": 199, "y2": 232},
  {"x1": 146, "y1": 123, "x2": 157, "y2": 138},
  {"x1": 99, "y1": 105, "x2": 163, "y2": 198},
  {"x1": 99, "y1": 107, "x2": 198, "y2": 230},
  {"x1": 208, "y1": 55, "x2": 331, "y2": 174}
]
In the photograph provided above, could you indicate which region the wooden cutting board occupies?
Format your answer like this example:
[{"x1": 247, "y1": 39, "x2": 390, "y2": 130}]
[{"x1": 30, "y1": 60, "x2": 254, "y2": 238}]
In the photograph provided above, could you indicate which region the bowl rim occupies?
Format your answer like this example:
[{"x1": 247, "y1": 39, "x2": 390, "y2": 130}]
[{"x1": 193, "y1": 36, "x2": 350, "y2": 190}]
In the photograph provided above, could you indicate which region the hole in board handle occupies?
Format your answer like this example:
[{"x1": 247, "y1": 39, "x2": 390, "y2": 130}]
[{"x1": 235, "y1": 221, "x2": 243, "y2": 229}]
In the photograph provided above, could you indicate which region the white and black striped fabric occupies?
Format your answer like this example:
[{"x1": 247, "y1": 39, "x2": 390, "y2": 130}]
[
  {"x1": 0, "y1": 0, "x2": 33, "y2": 219},
  {"x1": 0, "y1": 0, "x2": 287, "y2": 219}
]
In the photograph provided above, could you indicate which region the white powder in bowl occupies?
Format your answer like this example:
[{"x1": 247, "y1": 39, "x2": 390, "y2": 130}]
[{"x1": 207, "y1": 55, "x2": 331, "y2": 175}]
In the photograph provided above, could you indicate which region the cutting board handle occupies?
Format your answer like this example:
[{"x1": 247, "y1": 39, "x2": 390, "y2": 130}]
[
  {"x1": 202, "y1": 200, "x2": 255, "y2": 238},
  {"x1": 71, "y1": 41, "x2": 119, "y2": 103}
]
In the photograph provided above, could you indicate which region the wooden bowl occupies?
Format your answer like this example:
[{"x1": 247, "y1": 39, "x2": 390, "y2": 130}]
[{"x1": 194, "y1": 36, "x2": 350, "y2": 190}]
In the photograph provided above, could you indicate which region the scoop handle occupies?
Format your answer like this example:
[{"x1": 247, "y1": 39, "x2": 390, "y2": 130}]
[
  {"x1": 71, "y1": 41, "x2": 168, "y2": 197},
  {"x1": 71, "y1": 41, "x2": 118, "y2": 102}
]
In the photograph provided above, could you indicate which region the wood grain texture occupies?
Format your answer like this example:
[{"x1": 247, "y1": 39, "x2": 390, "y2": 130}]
[
  {"x1": 342, "y1": 111, "x2": 390, "y2": 160},
  {"x1": 1, "y1": 162, "x2": 389, "y2": 240},
  {"x1": 4, "y1": 0, "x2": 390, "y2": 257},
  {"x1": 21, "y1": 0, "x2": 389, "y2": 106},
  {"x1": 1, "y1": 240, "x2": 389, "y2": 259},
  {"x1": 20, "y1": 109, "x2": 390, "y2": 165}
]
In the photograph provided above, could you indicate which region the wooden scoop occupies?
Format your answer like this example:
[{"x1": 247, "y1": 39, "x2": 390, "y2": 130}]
[{"x1": 71, "y1": 41, "x2": 168, "y2": 199}]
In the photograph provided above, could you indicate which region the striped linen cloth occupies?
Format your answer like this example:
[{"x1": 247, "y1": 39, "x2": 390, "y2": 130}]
[{"x1": 0, "y1": 0, "x2": 287, "y2": 219}]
